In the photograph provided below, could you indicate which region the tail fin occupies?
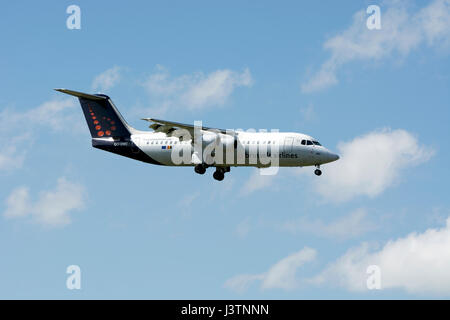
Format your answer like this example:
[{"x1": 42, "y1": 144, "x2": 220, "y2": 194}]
[{"x1": 54, "y1": 88, "x2": 134, "y2": 138}]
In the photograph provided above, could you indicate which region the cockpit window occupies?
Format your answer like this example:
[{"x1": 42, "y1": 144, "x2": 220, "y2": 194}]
[
  {"x1": 312, "y1": 141, "x2": 321, "y2": 146},
  {"x1": 301, "y1": 140, "x2": 306, "y2": 145},
  {"x1": 306, "y1": 140, "x2": 313, "y2": 145}
]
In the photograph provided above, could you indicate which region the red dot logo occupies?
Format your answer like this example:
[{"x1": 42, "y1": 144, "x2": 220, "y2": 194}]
[
  {"x1": 111, "y1": 126, "x2": 116, "y2": 131},
  {"x1": 105, "y1": 130, "x2": 111, "y2": 136},
  {"x1": 94, "y1": 120, "x2": 99, "y2": 125},
  {"x1": 95, "y1": 125, "x2": 101, "y2": 130},
  {"x1": 98, "y1": 131, "x2": 104, "y2": 137}
]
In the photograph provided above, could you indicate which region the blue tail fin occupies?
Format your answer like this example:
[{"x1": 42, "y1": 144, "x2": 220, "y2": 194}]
[{"x1": 54, "y1": 89, "x2": 133, "y2": 138}]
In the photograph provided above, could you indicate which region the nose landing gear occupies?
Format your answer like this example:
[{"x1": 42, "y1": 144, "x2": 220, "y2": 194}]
[{"x1": 314, "y1": 165, "x2": 322, "y2": 176}]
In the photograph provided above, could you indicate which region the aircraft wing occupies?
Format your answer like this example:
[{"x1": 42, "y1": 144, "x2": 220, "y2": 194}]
[{"x1": 141, "y1": 118, "x2": 237, "y2": 136}]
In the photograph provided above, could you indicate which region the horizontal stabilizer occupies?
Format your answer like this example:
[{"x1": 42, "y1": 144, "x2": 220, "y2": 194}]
[{"x1": 54, "y1": 88, "x2": 107, "y2": 101}]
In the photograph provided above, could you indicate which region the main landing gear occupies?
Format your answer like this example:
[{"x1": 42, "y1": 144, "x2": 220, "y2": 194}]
[
  {"x1": 194, "y1": 164, "x2": 207, "y2": 175},
  {"x1": 314, "y1": 165, "x2": 322, "y2": 176},
  {"x1": 213, "y1": 167, "x2": 230, "y2": 181},
  {"x1": 213, "y1": 168, "x2": 225, "y2": 181},
  {"x1": 195, "y1": 164, "x2": 230, "y2": 181}
]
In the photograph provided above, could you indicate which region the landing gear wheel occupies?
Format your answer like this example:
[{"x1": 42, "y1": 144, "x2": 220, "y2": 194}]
[
  {"x1": 213, "y1": 170, "x2": 225, "y2": 181},
  {"x1": 314, "y1": 169, "x2": 322, "y2": 176},
  {"x1": 194, "y1": 164, "x2": 206, "y2": 175}
]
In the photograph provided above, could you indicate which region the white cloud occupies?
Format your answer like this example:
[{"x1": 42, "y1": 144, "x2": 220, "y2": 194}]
[
  {"x1": 179, "y1": 192, "x2": 201, "y2": 208},
  {"x1": 240, "y1": 168, "x2": 278, "y2": 196},
  {"x1": 418, "y1": 0, "x2": 450, "y2": 46},
  {"x1": 235, "y1": 217, "x2": 251, "y2": 239},
  {"x1": 0, "y1": 150, "x2": 24, "y2": 172},
  {"x1": 239, "y1": 129, "x2": 431, "y2": 202},
  {"x1": 313, "y1": 216, "x2": 450, "y2": 295},
  {"x1": 182, "y1": 68, "x2": 252, "y2": 108},
  {"x1": 143, "y1": 65, "x2": 252, "y2": 113},
  {"x1": 283, "y1": 208, "x2": 376, "y2": 240},
  {"x1": 0, "y1": 135, "x2": 28, "y2": 173},
  {"x1": 224, "y1": 247, "x2": 317, "y2": 293},
  {"x1": 0, "y1": 98, "x2": 76, "y2": 132},
  {"x1": 26, "y1": 99, "x2": 77, "y2": 130},
  {"x1": 3, "y1": 177, "x2": 85, "y2": 227},
  {"x1": 301, "y1": 0, "x2": 450, "y2": 93},
  {"x1": 302, "y1": 62, "x2": 338, "y2": 93},
  {"x1": 92, "y1": 66, "x2": 121, "y2": 92},
  {"x1": 299, "y1": 103, "x2": 316, "y2": 122},
  {"x1": 0, "y1": 98, "x2": 78, "y2": 172},
  {"x1": 315, "y1": 128, "x2": 433, "y2": 202},
  {"x1": 4, "y1": 186, "x2": 30, "y2": 218},
  {"x1": 1, "y1": 67, "x2": 119, "y2": 173},
  {"x1": 224, "y1": 273, "x2": 265, "y2": 294}
]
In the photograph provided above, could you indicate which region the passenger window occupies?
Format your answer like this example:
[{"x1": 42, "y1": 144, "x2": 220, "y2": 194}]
[{"x1": 268, "y1": 141, "x2": 271, "y2": 145}]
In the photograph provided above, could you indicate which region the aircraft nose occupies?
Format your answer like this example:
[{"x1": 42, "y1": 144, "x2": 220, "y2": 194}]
[
  {"x1": 331, "y1": 152, "x2": 339, "y2": 162},
  {"x1": 326, "y1": 151, "x2": 339, "y2": 162}
]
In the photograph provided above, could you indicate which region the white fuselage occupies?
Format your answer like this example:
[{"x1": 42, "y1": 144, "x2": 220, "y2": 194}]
[{"x1": 129, "y1": 131, "x2": 339, "y2": 168}]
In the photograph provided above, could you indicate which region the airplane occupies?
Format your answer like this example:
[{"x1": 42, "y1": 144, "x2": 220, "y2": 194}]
[{"x1": 55, "y1": 88, "x2": 339, "y2": 181}]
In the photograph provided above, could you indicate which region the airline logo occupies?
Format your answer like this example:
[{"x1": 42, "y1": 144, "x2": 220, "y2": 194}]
[{"x1": 161, "y1": 146, "x2": 172, "y2": 150}]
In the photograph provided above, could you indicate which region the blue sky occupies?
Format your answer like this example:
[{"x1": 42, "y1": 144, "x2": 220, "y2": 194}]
[{"x1": 1, "y1": 0, "x2": 450, "y2": 299}]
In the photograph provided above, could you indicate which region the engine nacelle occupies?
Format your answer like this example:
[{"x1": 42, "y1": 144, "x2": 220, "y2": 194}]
[{"x1": 201, "y1": 131, "x2": 218, "y2": 147}]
